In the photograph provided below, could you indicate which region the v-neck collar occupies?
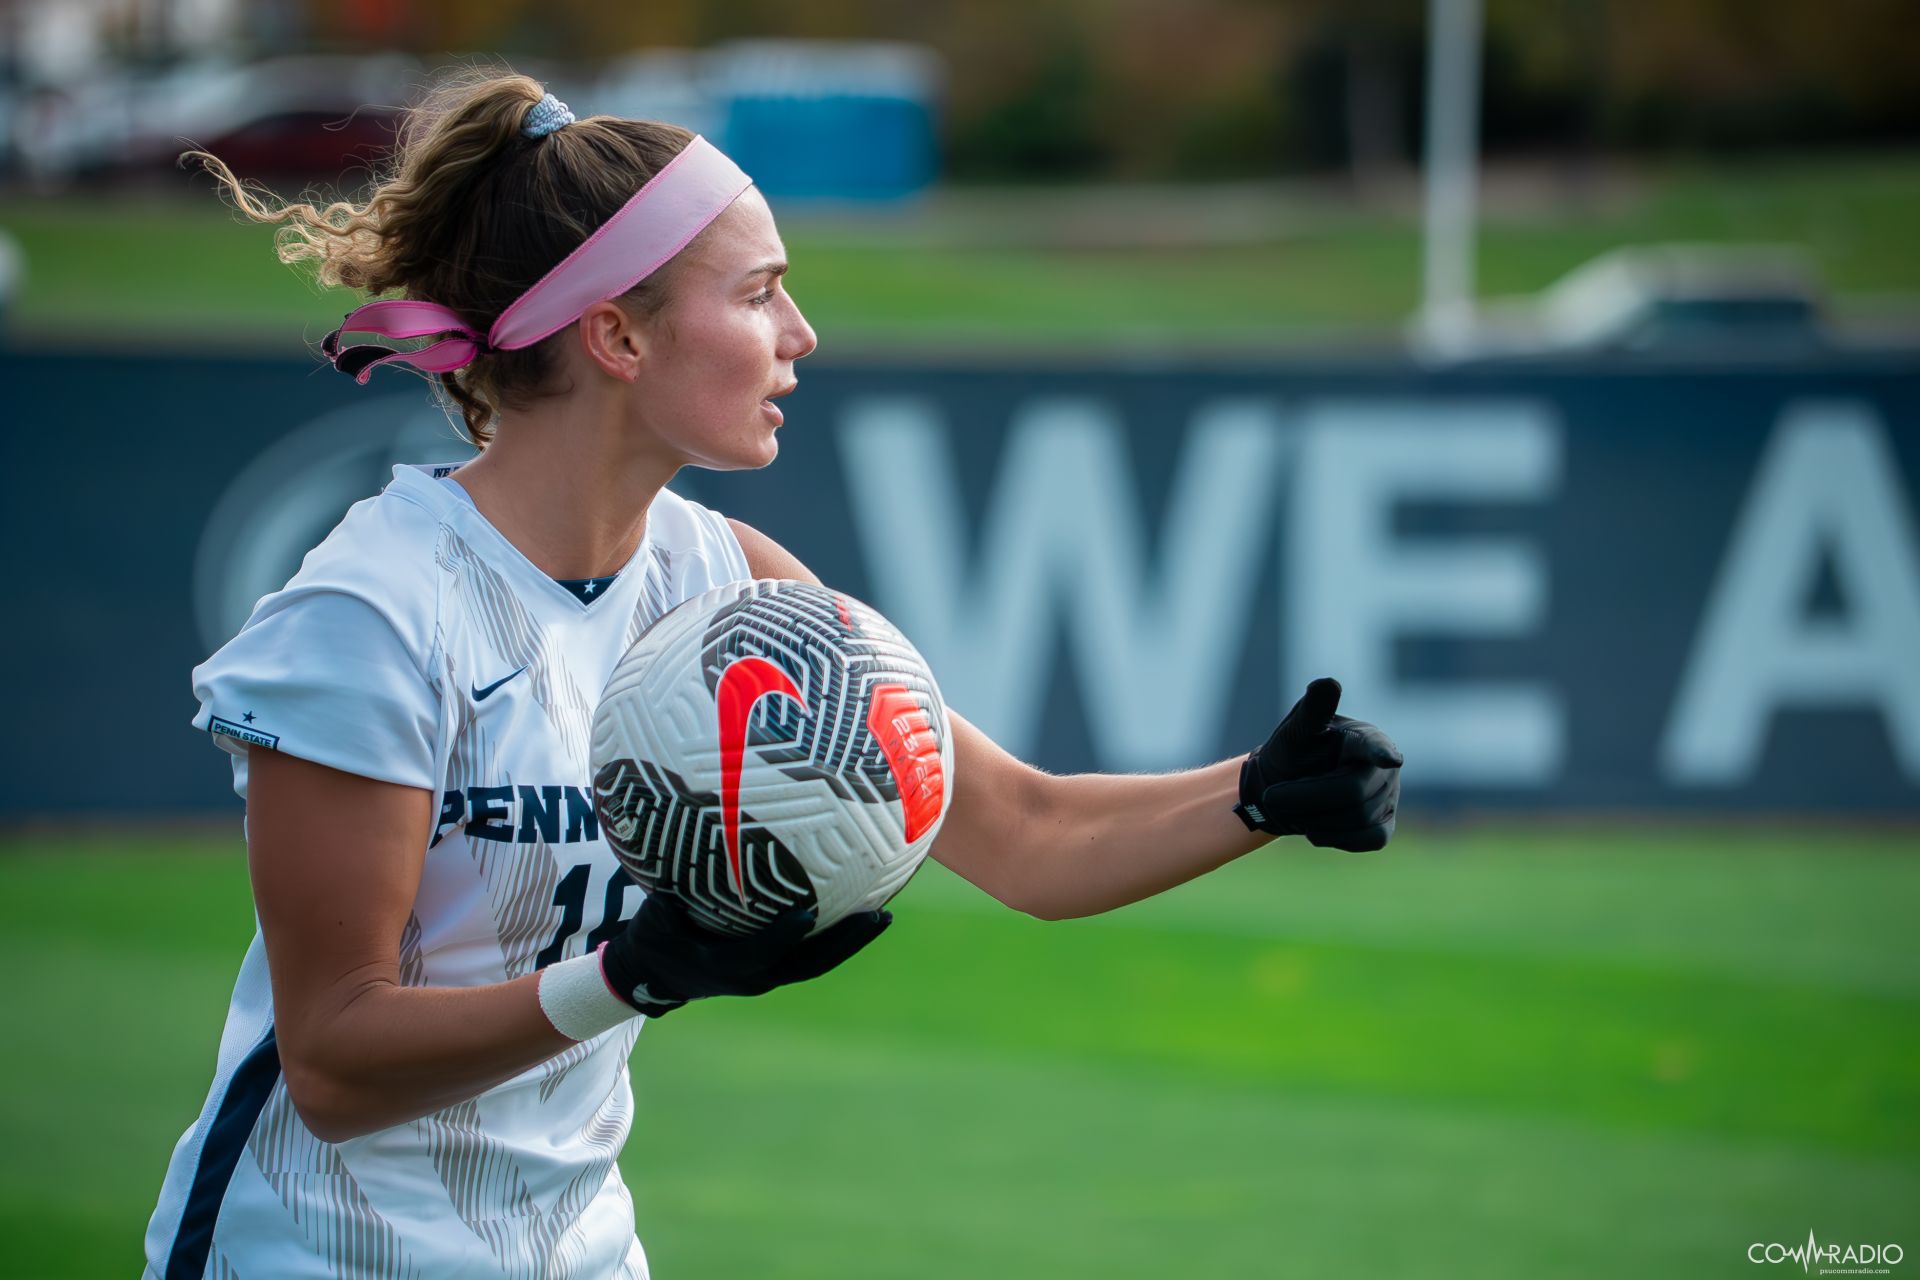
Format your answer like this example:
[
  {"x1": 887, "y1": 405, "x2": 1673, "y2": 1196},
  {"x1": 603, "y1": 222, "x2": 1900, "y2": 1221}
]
[
  {"x1": 392, "y1": 465, "x2": 653, "y2": 616},
  {"x1": 553, "y1": 573, "x2": 622, "y2": 606}
]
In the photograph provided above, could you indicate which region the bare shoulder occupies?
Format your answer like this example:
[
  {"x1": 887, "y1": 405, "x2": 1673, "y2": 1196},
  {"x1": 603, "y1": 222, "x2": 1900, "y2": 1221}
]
[{"x1": 726, "y1": 518, "x2": 823, "y2": 585}]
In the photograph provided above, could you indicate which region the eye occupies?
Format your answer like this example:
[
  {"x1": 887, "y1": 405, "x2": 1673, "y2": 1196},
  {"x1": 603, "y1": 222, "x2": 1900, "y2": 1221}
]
[{"x1": 750, "y1": 286, "x2": 775, "y2": 305}]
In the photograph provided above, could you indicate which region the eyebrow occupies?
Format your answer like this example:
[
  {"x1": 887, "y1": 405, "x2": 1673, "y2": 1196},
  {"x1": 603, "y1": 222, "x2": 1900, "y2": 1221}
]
[{"x1": 744, "y1": 261, "x2": 789, "y2": 281}]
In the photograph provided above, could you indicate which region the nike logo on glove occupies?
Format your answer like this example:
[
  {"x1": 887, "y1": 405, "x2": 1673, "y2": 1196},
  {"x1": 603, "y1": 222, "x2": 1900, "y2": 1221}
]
[{"x1": 473, "y1": 665, "x2": 530, "y2": 701}]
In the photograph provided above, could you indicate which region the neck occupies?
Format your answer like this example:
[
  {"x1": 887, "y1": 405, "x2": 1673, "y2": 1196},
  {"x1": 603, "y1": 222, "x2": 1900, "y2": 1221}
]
[{"x1": 450, "y1": 391, "x2": 675, "y2": 580}]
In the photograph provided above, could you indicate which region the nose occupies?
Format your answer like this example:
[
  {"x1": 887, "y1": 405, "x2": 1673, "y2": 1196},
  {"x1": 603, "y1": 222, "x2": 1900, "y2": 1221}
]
[{"x1": 780, "y1": 293, "x2": 818, "y2": 362}]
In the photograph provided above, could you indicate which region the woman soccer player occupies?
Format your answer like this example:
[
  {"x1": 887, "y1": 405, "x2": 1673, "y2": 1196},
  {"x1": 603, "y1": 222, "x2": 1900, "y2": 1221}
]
[{"x1": 144, "y1": 70, "x2": 1401, "y2": 1279}]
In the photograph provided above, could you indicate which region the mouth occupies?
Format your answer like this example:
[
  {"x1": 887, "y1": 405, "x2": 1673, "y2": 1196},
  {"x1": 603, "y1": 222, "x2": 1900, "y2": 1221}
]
[{"x1": 760, "y1": 381, "x2": 798, "y2": 425}]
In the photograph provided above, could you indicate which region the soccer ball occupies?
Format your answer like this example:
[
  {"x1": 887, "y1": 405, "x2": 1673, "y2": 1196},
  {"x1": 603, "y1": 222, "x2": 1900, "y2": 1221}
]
[{"x1": 589, "y1": 579, "x2": 952, "y2": 935}]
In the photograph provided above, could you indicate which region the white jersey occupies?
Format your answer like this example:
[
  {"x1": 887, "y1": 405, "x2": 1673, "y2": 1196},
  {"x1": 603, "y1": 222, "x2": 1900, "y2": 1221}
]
[{"x1": 145, "y1": 464, "x2": 751, "y2": 1279}]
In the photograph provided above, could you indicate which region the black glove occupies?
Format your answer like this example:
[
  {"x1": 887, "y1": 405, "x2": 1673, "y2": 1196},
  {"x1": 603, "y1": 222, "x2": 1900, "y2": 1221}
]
[
  {"x1": 601, "y1": 892, "x2": 891, "y2": 1018},
  {"x1": 1233, "y1": 677, "x2": 1403, "y2": 852}
]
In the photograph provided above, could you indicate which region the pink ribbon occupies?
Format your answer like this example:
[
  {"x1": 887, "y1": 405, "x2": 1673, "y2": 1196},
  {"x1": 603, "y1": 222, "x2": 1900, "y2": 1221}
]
[{"x1": 325, "y1": 136, "x2": 752, "y2": 383}]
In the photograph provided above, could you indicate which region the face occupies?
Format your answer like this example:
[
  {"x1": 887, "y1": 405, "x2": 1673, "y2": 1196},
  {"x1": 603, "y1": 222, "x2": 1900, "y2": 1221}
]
[{"x1": 629, "y1": 188, "x2": 817, "y2": 471}]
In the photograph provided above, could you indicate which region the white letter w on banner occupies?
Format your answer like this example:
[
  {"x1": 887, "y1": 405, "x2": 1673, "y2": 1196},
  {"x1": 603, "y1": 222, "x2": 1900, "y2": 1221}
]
[{"x1": 840, "y1": 396, "x2": 1284, "y2": 769}]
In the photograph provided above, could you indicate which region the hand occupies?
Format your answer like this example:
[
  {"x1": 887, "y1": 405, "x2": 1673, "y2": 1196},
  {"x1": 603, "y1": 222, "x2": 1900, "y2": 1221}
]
[
  {"x1": 1234, "y1": 677, "x2": 1403, "y2": 852},
  {"x1": 598, "y1": 892, "x2": 891, "y2": 1017}
]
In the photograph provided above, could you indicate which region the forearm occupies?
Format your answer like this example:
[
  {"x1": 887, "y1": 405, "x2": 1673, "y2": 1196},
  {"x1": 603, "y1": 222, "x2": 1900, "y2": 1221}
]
[
  {"x1": 1018, "y1": 758, "x2": 1269, "y2": 920},
  {"x1": 278, "y1": 971, "x2": 581, "y2": 1142},
  {"x1": 934, "y1": 685, "x2": 1399, "y2": 920}
]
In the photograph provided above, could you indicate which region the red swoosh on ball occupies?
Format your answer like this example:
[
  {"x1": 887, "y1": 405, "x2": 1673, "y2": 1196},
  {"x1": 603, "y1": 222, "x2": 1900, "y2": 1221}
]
[
  {"x1": 717, "y1": 656, "x2": 807, "y2": 905},
  {"x1": 867, "y1": 684, "x2": 944, "y2": 843}
]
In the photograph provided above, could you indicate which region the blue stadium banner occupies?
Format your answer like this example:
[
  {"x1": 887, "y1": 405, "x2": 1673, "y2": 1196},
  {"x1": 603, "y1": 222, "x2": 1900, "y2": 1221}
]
[{"x1": 2, "y1": 348, "x2": 1917, "y2": 816}]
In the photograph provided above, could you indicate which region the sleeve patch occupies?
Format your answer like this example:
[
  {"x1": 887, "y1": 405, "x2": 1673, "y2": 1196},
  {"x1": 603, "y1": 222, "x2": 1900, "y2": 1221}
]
[{"x1": 209, "y1": 715, "x2": 281, "y2": 750}]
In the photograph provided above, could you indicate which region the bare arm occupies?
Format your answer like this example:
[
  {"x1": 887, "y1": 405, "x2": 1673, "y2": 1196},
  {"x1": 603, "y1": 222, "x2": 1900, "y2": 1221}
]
[
  {"x1": 727, "y1": 520, "x2": 1272, "y2": 921},
  {"x1": 931, "y1": 714, "x2": 1265, "y2": 919},
  {"x1": 245, "y1": 746, "x2": 575, "y2": 1142}
]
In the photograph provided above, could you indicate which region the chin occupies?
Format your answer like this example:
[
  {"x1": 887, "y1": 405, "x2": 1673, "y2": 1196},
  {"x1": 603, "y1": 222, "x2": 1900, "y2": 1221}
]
[{"x1": 697, "y1": 437, "x2": 779, "y2": 473}]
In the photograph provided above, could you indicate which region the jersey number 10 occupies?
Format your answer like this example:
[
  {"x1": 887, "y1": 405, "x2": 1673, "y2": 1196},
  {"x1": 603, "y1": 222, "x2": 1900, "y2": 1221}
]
[{"x1": 534, "y1": 862, "x2": 638, "y2": 969}]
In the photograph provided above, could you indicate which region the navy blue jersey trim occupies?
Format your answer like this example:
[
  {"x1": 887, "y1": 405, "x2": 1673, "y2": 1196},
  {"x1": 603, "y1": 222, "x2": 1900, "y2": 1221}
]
[
  {"x1": 554, "y1": 572, "x2": 620, "y2": 606},
  {"x1": 163, "y1": 1028, "x2": 280, "y2": 1280}
]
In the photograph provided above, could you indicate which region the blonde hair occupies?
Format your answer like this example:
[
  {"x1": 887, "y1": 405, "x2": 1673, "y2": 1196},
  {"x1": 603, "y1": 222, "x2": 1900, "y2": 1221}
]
[{"x1": 189, "y1": 67, "x2": 695, "y2": 447}]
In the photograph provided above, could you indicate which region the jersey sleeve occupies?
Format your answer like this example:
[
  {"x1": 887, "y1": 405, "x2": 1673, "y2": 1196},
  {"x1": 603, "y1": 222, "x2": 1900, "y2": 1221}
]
[
  {"x1": 190, "y1": 588, "x2": 440, "y2": 796},
  {"x1": 675, "y1": 492, "x2": 753, "y2": 584},
  {"x1": 711, "y1": 509, "x2": 752, "y2": 582}
]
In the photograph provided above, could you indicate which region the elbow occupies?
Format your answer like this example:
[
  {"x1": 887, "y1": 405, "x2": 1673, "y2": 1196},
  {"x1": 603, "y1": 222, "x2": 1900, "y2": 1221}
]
[
  {"x1": 935, "y1": 754, "x2": 1095, "y2": 922},
  {"x1": 1015, "y1": 887, "x2": 1076, "y2": 922},
  {"x1": 281, "y1": 1058, "x2": 375, "y2": 1144},
  {"x1": 932, "y1": 857, "x2": 1084, "y2": 921},
  {"x1": 1004, "y1": 847, "x2": 1091, "y2": 922},
  {"x1": 949, "y1": 871, "x2": 1065, "y2": 921},
  {"x1": 1000, "y1": 775, "x2": 1091, "y2": 922},
  {"x1": 1006, "y1": 774, "x2": 1102, "y2": 922},
  {"x1": 1019, "y1": 892, "x2": 1099, "y2": 923}
]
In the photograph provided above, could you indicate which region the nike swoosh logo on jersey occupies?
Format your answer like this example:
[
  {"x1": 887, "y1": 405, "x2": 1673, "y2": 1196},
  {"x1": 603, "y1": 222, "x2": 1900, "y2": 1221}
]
[
  {"x1": 472, "y1": 665, "x2": 530, "y2": 701},
  {"x1": 716, "y1": 656, "x2": 808, "y2": 909}
]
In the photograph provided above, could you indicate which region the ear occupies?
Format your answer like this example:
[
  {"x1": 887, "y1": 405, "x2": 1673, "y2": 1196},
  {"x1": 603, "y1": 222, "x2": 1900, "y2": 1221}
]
[{"x1": 577, "y1": 299, "x2": 648, "y2": 382}]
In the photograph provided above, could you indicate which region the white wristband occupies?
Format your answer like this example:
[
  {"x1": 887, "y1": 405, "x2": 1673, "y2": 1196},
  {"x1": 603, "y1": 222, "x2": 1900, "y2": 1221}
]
[{"x1": 537, "y1": 945, "x2": 641, "y2": 1041}]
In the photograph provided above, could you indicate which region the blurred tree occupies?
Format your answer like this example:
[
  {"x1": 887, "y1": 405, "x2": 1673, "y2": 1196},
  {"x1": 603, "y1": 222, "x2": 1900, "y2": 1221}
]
[
  {"x1": 290, "y1": 0, "x2": 1920, "y2": 179},
  {"x1": 947, "y1": 28, "x2": 1110, "y2": 181},
  {"x1": 1553, "y1": 0, "x2": 1917, "y2": 149},
  {"x1": 1340, "y1": 0, "x2": 1419, "y2": 190}
]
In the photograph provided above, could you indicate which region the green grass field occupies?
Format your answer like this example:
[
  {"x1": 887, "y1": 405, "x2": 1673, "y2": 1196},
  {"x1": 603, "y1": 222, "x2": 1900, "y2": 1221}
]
[
  {"x1": 3, "y1": 827, "x2": 1915, "y2": 1278},
  {"x1": 3, "y1": 151, "x2": 1917, "y2": 349}
]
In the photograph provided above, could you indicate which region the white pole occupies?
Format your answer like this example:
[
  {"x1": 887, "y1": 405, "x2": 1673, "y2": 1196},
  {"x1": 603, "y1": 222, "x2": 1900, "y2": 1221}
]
[{"x1": 1420, "y1": 0, "x2": 1484, "y2": 356}]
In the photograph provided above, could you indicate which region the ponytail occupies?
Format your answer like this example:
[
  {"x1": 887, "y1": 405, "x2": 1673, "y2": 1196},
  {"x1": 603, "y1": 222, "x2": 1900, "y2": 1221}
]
[{"x1": 189, "y1": 66, "x2": 696, "y2": 447}]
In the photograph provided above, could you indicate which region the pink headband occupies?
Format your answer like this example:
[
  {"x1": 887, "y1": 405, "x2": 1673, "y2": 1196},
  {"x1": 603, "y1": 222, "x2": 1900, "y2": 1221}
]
[{"x1": 323, "y1": 135, "x2": 753, "y2": 384}]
